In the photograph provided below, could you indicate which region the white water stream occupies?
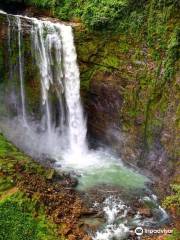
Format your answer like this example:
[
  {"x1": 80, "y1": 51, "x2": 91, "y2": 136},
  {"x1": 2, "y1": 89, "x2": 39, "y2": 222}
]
[
  {"x1": 30, "y1": 17, "x2": 87, "y2": 158},
  {"x1": 17, "y1": 17, "x2": 27, "y2": 125}
]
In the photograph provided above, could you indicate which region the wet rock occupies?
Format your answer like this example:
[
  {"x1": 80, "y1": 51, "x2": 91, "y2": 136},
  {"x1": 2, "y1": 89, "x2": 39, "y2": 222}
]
[
  {"x1": 61, "y1": 225, "x2": 72, "y2": 235},
  {"x1": 128, "y1": 209, "x2": 137, "y2": 217},
  {"x1": 88, "y1": 71, "x2": 123, "y2": 143},
  {"x1": 68, "y1": 234, "x2": 76, "y2": 240},
  {"x1": 129, "y1": 229, "x2": 136, "y2": 238},
  {"x1": 80, "y1": 217, "x2": 104, "y2": 231},
  {"x1": 39, "y1": 154, "x2": 56, "y2": 165},
  {"x1": 60, "y1": 176, "x2": 78, "y2": 188},
  {"x1": 138, "y1": 208, "x2": 152, "y2": 218},
  {"x1": 81, "y1": 208, "x2": 97, "y2": 216},
  {"x1": 82, "y1": 236, "x2": 92, "y2": 240}
]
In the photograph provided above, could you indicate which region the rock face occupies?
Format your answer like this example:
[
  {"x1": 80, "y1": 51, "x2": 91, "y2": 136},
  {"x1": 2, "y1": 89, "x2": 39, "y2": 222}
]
[
  {"x1": 74, "y1": 19, "x2": 180, "y2": 183},
  {"x1": 88, "y1": 71, "x2": 123, "y2": 140},
  {"x1": 86, "y1": 69, "x2": 141, "y2": 164}
]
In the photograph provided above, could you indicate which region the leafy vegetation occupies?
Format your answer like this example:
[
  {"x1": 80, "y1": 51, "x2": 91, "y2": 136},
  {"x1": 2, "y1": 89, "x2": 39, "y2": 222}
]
[
  {"x1": 163, "y1": 184, "x2": 180, "y2": 215},
  {"x1": 0, "y1": 176, "x2": 14, "y2": 193},
  {"x1": 3, "y1": 0, "x2": 180, "y2": 31},
  {"x1": 26, "y1": 0, "x2": 129, "y2": 27},
  {"x1": 28, "y1": 0, "x2": 56, "y2": 8},
  {"x1": 165, "y1": 229, "x2": 180, "y2": 240},
  {"x1": 0, "y1": 192, "x2": 59, "y2": 240},
  {"x1": 18, "y1": 0, "x2": 177, "y2": 30}
]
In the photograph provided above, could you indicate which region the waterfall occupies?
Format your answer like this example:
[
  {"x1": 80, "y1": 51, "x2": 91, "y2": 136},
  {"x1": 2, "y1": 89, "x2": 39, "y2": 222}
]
[
  {"x1": 30, "y1": 18, "x2": 87, "y2": 157},
  {"x1": 6, "y1": 14, "x2": 27, "y2": 124},
  {"x1": 60, "y1": 25, "x2": 88, "y2": 155},
  {"x1": 1, "y1": 11, "x2": 87, "y2": 160}
]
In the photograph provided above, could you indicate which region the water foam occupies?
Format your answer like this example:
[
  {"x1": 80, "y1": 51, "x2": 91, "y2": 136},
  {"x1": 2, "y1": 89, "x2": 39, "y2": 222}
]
[{"x1": 93, "y1": 197, "x2": 129, "y2": 240}]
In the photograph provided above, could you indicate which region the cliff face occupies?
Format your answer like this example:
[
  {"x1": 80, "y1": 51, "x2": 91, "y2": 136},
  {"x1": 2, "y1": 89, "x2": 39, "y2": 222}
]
[
  {"x1": 74, "y1": 5, "x2": 180, "y2": 181},
  {"x1": 0, "y1": 1, "x2": 179, "y2": 183}
]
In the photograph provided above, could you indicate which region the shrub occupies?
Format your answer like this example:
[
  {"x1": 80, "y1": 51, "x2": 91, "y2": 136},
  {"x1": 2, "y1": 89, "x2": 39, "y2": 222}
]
[{"x1": 162, "y1": 184, "x2": 180, "y2": 215}]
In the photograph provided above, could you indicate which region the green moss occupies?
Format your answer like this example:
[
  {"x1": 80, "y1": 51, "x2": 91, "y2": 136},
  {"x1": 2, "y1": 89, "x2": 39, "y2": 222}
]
[
  {"x1": 102, "y1": 56, "x2": 120, "y2": 68},
  {"x1": 165, "y1": 229, "x2": 180, "y2": 240},
  {"x1": 118, "y1": 41, "x2": 130, "y2": 53},
  {"x1": 0, "y1": 134, "x2": 45, "y2": 177},
  {"x1": 0, "y1": 135, "x2": 13, "y2": 157},
  {"x1": 163, "y1": 26, "x2": 180, "y2": 82},
  {"x1": 162, "y1": 184, "x2": 180, "y2": 216},
  {"x1": 0, "y1": 177, "x2": 14, "y2": 193},
  {"x1": 74, "y1": 2, "x2": 179, "y2": 149},
  {"x1": 0, "y1": 192, "x2": 59, "y2": 240},
  {"x1": 80, "y1": 68, "x2": 96, "y2": 91}
]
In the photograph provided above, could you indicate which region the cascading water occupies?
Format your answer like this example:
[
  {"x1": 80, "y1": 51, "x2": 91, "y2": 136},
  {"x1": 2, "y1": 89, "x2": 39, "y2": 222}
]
[
  {"x1": 31, "y1": 18, "x2": 87, "y2": 157},
  {"x1": 60, "y1": 24, "x2": 88, "y2": 156},
  {"x1": 0, "y1": 11, "x2": 87, "y2": 160},
  {"x1": 17, "y1": 16, "x2": 27, "y2": 125},
  {"x1": 0, "y1": 10, "x2": 169, "y2": 240}
]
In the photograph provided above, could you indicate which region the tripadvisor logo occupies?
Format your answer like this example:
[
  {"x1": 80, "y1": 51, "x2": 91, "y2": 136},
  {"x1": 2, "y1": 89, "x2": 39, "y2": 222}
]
[{"x1": 135, "y1": 227, "x2": 144, "y2": 236}]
